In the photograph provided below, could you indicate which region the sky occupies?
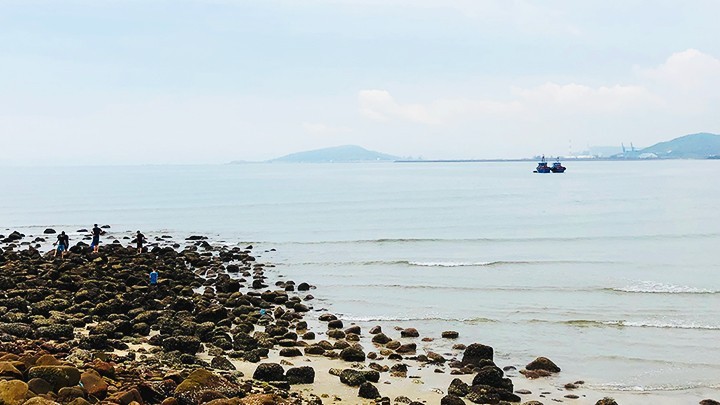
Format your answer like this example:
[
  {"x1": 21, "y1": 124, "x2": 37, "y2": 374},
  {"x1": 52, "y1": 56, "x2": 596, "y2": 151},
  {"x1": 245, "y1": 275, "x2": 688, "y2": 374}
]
[{"x1": 1, "y1": 0, "x2": 720, "y2": 164}]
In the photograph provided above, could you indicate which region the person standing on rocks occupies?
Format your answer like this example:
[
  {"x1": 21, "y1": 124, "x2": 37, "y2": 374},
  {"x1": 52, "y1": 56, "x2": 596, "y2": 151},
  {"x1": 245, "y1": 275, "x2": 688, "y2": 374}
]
[
  {"x1": 90, "y1": 224, "x2": 102, "y2": 253},
  {"x1": 135, "y1": 231, "x2": 146, "y2": 254},
  {"x1": 53, "y1": 231, "x2": 69, "y2": 258}
]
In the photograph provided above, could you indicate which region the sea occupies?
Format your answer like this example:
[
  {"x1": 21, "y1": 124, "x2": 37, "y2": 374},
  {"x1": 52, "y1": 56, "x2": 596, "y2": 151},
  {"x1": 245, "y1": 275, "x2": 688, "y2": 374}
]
[{"x1": 1, "y1": 160, "x2": 719, "y2": 398}]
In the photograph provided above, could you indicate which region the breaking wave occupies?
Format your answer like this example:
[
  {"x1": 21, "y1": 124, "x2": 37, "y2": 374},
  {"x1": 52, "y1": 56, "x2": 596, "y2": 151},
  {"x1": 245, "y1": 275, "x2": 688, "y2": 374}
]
[
  {"x1": 340, "y1": 315, "x2": 497, "y2": 324},
  {"x1": 606, "y1": 281, "x2": 719, "y2": 295},
  {"x1": 559, "y1": 319, "x2": 720, "y2": 331}
]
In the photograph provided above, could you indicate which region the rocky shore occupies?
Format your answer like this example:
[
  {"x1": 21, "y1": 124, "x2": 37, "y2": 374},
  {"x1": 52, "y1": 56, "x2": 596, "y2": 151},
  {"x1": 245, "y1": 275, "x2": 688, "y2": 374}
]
[{"x1": 1, "y1": 228, "x2": 717, "y2": 405}]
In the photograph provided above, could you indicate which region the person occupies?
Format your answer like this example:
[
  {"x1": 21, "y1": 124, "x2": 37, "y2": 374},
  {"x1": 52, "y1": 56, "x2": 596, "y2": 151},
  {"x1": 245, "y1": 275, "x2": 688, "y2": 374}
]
[
  {"x1": 149, "y1": 269, "x2": 158, "y2": 286},
  {"x1": 90, "y1": 224, "x2": 102, "y2": 253},
  {"x1": 53, "y1": 231, "x2": 68, "y2": 258},
  {"x1": 135, "y1": 231, "x2": 146, "y2": 254}
]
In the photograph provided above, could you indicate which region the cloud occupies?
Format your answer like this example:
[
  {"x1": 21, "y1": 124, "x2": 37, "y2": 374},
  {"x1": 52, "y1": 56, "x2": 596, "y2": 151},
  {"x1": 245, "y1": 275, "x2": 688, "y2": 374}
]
[{"x1": 637, "y1": 48, "x2": 720, "y2": 93}]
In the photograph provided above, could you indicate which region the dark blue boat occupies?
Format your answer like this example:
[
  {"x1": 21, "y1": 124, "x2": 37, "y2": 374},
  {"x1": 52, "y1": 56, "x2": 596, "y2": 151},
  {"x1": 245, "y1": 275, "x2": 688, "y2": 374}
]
[
  {"x1": 550, "y1": 159, "x2": 566, "y2": 173},
  {"x1": 534, "y1": 156, "x2": 551, "y2": 173}
]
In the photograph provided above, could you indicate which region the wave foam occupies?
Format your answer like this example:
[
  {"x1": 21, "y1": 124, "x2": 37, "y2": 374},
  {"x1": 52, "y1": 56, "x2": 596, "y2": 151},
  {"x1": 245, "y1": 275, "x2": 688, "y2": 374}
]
[
  {"x1": 608, "y1": 281, "x2": 719, "y2": 294},
  {"x1": 562, "y1": 319, "x2": 720, "y2": 331}
]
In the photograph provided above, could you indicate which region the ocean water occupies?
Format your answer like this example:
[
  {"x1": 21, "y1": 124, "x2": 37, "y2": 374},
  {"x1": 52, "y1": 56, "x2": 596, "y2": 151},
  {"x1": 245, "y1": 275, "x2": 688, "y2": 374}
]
[{"x1": 2, "y1": 160, "x2": 719, "y2": 395}]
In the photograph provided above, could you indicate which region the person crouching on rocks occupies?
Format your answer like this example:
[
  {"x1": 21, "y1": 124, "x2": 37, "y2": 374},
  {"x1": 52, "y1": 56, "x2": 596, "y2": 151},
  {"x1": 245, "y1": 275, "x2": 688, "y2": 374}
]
[
  {"x1": 149, "y1": 269, "x2": 158, "y2": 287},
  {"x1": 136, "y1": 230, "x2": 146, "y2": 254},
  {"x1": 53, "y1": 231, "x2": 69, "y2": 258}
]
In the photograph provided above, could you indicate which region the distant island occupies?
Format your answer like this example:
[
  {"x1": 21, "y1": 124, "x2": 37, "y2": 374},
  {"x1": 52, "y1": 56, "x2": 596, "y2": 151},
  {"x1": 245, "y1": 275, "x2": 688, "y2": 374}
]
[
  {"x1": 230, "y1": 133, "x2": 720, "y2": 164},
  {"x1": 267, "y1": 145, "x2": 399, "y2": 163}
]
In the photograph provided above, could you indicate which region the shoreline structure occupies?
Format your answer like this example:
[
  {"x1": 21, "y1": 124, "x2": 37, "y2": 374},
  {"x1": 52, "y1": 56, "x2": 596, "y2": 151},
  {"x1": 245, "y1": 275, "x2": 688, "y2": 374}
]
[{"x1": 0, "y1": 228, "x2": 716, "y2": 405}]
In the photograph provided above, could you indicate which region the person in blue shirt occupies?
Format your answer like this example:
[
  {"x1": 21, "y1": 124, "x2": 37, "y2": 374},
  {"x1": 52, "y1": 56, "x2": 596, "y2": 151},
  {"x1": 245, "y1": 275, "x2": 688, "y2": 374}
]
[{"x1": 150, "y1": 269, "x2": 158, "y2": 286}]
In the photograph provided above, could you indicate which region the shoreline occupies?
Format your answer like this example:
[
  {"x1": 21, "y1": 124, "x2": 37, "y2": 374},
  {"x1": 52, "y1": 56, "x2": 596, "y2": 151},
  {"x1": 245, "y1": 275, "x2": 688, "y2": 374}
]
[{"x1": 1, "y1": 227, "x2": 718, "y2": 405}]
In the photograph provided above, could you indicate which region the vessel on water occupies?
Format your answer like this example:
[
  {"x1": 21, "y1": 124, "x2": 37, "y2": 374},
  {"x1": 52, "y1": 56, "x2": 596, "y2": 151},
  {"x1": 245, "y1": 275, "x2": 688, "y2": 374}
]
[
  {"x1": 534, "y1": 156, "x2": 566, "y2": 173},
  {"x1": 550, "y1": 159, "x2": 566, "y2": 173},
  {"x1": 534, "y1": 156, "x2": 551, "y2": 173}
]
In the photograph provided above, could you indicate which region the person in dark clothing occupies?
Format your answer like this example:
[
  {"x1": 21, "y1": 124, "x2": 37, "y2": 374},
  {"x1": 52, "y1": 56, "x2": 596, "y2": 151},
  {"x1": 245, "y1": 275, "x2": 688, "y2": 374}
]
[
  {"x1": 90, "y1": 224, "x2": 102, "y2": 253},
  {"x1": 136, "y1": 231, "x2": 146, "y2": 253},
  {"x1": 54, "y1": 231, "x2": 68, "y2": 258}
]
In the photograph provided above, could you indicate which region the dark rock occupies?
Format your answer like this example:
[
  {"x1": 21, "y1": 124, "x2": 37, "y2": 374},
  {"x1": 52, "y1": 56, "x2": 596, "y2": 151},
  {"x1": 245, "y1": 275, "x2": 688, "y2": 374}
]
[
  {"x1": 441, "y1": 395, "x2": 466, "y2": 405},
  {"x1": 471, "y1": 366, "x2": 513, "y2": 391},
  {"x1": 44, "y1": 228, "x2": 56, "y2": 234},
  {"x1": 448, "y1": 378, "x2": 470, "y2": 397},
  {"x1": 162, "y1": 336, "x2": 202, "y2": 354},
  {"x1": 340, "y1": 346, "x2": 366, "y2": 362},
  {"x1": 462, "y1": 343, "x2": 494, "y2": 366},
  {"x1": 525, "y1": 357, "x2": 561, "y2": 373},
  {"x1": 339, "y1": 369, "x2": 366, "y2": 387},
  {"x1": 596, "y1": 398, "x2": 620, "y2": 405},
  {"x1": 358, "y1": 382, "x2": 380, "y2": 399},
  {"x1": 27, "y1": 378, "x2": 53, "y2": 395},
  {"x1": 80, "y1": 369, "x2": 108, "y2": 399},
  {"x1": 400, "y1": 328, "x2": 419, "y2": 337},
  {"x1": 286, "y1": 366, "x2": 315, "y2": 384},
  {"x1": 372, "y1": 333, "x2": 392, "y2": 345},
  {"x1": 279, "y1": 348, "x2": 302, "y2": 357},
  {"x1": 175, "y1": 369, "x2": 243, "y2": 405},
  {"x1": 442, "y1": 331, "x2": 460, "y2": 339},
  {"x1": 210, "y1": 356, "x2": 236, "y2": 371},
  {"x1": 252, "y1": 363, "x2": 285, "y2": 382}
]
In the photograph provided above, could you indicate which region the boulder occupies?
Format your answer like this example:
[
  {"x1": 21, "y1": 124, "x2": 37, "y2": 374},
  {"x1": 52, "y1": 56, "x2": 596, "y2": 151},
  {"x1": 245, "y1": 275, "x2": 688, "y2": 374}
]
[
  {"x1": 596, "y1": 398, "x2": 619, "y2": 405},
  {"x1": 286, "y1": 366, "x2": 315, "y2": 385},
  {"x1": 400, "y1": 328, "x2": 419, "y2": 338},
  {"x1": 210, "y1": 356, "x2": 236, "y2": 371},
  {"x1": 175, "y1": 369, "x2": 243, "y2": 405},
  {"x1": 0, "y1": 362, "x2": 23, "y2": 380},
  {"x1": 442, "y1": 331, "x2": 460, "y2": 339},
  {"x1": 339, "y1": 369, "x2": 366, "y2": 387},
  {"x1": 162, "y1": 336, "x2": 202, "y2": 354},
  {"x1": 448, "y1": 378, "x2": 469, "y2": 397},
  {"x1": 28, "y1": 366, "x2": 81, "y2": 391},
  {"x1": 80, "y1": 369, "x2": 108, "y2": 399},
  {"x1": 371, "y1": 333, "x2": 392, "y2": 345},
  {"x1": 27, "y1": 378, "x2": 53, "y2": 395},
  {"x1": 358, "y1": 382, "x2": 380, "y2": 399},
  {"x1": 340, "y1": 347, "x2": 366, "y2": 362},
  {"x1": 471, "y1": 366, "x2": 513, "y2": 391},
  {"x1": 0, "y1": 380, "x2": 28, "y2": 405},
  {"x1": 525, "y1": 357, "x2": 560, "y2": 373},
  {"x1": 441, "y1": 395, "x2": 466, "y2": 405},
  {"x1": 252, "y1": 363, "x2": 285, "y2": 382},
  {"x1": 462, "y1": 343, "x2": 494, "y2": 366}
]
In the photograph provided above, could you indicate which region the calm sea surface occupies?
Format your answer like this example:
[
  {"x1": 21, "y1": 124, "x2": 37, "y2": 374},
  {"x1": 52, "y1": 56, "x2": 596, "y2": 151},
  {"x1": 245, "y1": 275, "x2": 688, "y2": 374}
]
[{"x1": 2, "y1": 161, "x2": 719, "y2": 394}]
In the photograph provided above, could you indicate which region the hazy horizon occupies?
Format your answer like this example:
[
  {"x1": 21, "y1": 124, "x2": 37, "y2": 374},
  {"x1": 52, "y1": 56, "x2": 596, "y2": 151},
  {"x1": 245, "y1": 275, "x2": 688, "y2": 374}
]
[{"x1": 2, "y1": 1, "x2": 720, "y2": 165}]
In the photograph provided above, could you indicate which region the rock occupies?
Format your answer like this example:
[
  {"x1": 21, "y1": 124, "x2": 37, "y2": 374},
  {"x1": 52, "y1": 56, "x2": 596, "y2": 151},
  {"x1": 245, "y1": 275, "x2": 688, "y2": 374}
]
[
  {"x1": 297, "y1": 282, "x2": 310, "y2": 291},
  {"x1": 372, "y1": 333, "x2": 392, "y2": 345},
  {"x1": 466, "y1": 385, "x2": 500, "y2": 404},
  {"x1": 358, "y1": 382, "x2": 380, "y2": 399},
  {"x1": 57, "y1": 386, "x2": 86, "y2": 403},
  {"x1": 44, "y1": 228, "x2": 57, "y2": 234},
  {"x1": 519, "y1": 369, "x2": 553, "y2": 379},
  {"x1": 525, "y1": 357, "x2": 561, "y2": 373},
  {"x1": 340, "y1": 347, "x2": 366, "y2": 362},
  {"x1": 700, "y1": 401, "x2": 720, "y2": 405},
  {"x1": 80, "y1": 369, "x2": 108, "y2": 399},
  {"x1": 286, "y1": 366, "x2": 315, "y2": 384},
  {"x1": 175, "y1": 369, "x2": 243, "y2": 405},
  {"x1": 471, "y1": 366, "x2": 513, "y2": 391},
  {"x1": 211, "y1": 356, "x2": 236, "y2": 371},
  {"x1": 448, "y1": 378, "x2": 470, "y2": 397},
  {"x1": 327, "y1": 320, "x2": 344, "y2": 329},
  {"x1": 37, "y1": 324, "x2": 74, "y2": 340},
  {"x1": 27, "y1": 378, "x2": 53, "y2": 395},
  {"x1": 442, "y1": 331, "x2": 460, "y2": 339},
  {"x1": 162, "y1": 336, "x2": 202, "y2": 354},
  {"x1": 462, "y1": 343, "x2": 494, "y2": 366},
  {"x1": 279, "y1": 348, "x2": 302, "y2": 357},
  {"x1": 0, "y1": 362, "x2": 23, "y2": 380},
  {"x1": 595, "y1": 398, "x2": 619, "y2": 405},
  {"x1": 441, "y1": 395, "x2": 466, "y2": 405},
  {"x1": 400, "y1": 328, "x2": 419, "y2": 337},
  {"x1": 28, "y1": 366, "x2": 81, "y2": 391},
  {"x1": 345, "y1": 325, "x2": 361, "y2": 335},
  {"x1": 369, "y1": 325, "x2": 382, "y2": 334},
  {"x1": 339, "y1": 369, "x2": 366, "y2": 387},
  {"x1": 0, "y1": 380, "x2": 28, "y2": 405},
  {"x1": 252, "y1": 363, "x2": 286, "y2": 382},
  {"x1": 395, "y1": 343, "x2": 416, "y2": 353},
  {"x1": 24, "y1": 398, "x2": 60, "y2": 405},
  {"x1": 111, "y1": 388, "x2": 143, "y2": 405}
]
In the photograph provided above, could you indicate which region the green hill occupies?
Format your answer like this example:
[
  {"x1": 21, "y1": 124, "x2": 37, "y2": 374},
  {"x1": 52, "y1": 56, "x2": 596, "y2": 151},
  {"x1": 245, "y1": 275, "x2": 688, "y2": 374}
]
[
  {"x1": 270, "y1": 145, "x2": 399, "y2": 163},
  {"x1": 641, "y1": 133, "x2": 720, "y2": 159}
]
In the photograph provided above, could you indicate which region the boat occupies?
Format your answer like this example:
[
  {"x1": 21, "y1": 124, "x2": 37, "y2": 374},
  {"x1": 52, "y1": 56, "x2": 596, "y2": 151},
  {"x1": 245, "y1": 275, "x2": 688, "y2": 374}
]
[
  {"x1": 534, "y1": 156, "x2": 551, "y2": 173},
  {"x1": 550, "y1": 158, "x2": 566, "y2": 173}
]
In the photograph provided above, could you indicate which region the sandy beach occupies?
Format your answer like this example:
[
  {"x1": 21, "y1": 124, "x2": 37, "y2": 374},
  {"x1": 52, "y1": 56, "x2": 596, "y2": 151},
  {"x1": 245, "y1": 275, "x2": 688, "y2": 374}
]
[{"x1": 1, "y1": 228, "x2": 717, "y2": 405}]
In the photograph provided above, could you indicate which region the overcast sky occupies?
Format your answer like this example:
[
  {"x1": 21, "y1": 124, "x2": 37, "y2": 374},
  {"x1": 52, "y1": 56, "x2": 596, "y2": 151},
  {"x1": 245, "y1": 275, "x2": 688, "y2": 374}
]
[{"x1": 1, "y1": 0, "x2": 719, "y2": 164}]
